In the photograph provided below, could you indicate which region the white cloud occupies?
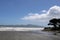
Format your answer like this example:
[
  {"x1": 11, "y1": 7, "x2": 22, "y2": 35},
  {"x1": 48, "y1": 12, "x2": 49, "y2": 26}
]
[
  {"x1": 47, "y1": 5, "x2": 60, "y2": 18},
  {"x1": 41, "y1": 10, "x2": 47, "y2": 12},
  {"x1": 21, "y1": 5, "x2": 60, "y2": 22}
]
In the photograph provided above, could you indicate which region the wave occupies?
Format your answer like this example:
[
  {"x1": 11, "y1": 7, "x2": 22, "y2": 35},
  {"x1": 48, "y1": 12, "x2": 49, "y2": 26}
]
[{"x1": 0, "y1": 27, "x2": 44, "y2": 31}]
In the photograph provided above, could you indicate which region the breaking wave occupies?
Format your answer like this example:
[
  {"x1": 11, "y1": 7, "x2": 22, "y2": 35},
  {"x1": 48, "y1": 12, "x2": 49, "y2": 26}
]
[{"x1": 0, "y1": 27, "x2": 44, "y2": 31}]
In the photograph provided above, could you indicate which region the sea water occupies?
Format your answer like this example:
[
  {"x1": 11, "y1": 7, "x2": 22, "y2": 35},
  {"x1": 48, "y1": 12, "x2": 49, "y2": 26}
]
[{"x1": 0, "y1": 27, "x2": 44, "y2": 31}]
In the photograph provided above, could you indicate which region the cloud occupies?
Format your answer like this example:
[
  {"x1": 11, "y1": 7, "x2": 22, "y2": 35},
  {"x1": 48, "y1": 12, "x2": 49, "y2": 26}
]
[
  {"x1": 21, "y1": 5, "x2": 60, "y2": 22},
  {"x1": 41, "y1": 10, "x2": 47, "y2": 12},
  {"x1": 47, "y1": 5, "x2": 60, "y2": 18}
]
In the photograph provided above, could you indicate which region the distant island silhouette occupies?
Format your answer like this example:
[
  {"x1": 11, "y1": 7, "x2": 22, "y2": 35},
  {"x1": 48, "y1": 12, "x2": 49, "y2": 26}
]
[{"x1": 0, "y1": 24, "x2": 43, "y2": 28}]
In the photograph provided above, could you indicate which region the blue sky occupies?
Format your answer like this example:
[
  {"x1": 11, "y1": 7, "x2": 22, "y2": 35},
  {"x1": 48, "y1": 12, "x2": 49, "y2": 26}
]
[{"x1": 0, "y1": 0, "x2": 60, "y2": 26}]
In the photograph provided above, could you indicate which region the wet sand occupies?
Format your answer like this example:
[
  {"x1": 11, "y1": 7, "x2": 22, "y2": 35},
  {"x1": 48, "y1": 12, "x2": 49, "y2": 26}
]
[{"x1": 0, "y1": 31, "x2": 60, "y2": 40}]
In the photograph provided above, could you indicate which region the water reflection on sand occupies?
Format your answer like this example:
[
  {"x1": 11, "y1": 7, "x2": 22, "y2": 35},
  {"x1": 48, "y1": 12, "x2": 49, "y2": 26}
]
[{"x1": 0, "y1": 31, "x2": 60, "y2": 40}]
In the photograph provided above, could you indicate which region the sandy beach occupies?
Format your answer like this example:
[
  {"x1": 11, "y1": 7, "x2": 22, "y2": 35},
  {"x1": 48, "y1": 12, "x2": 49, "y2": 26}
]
[{"x1": 0, "y1": 31, "x2": 60, "y2": 40}]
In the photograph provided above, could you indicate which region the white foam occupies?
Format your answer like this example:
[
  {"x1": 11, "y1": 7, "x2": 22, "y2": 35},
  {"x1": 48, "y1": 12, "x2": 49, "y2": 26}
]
[{"x1": 0, "y1": 27, "x2": 44, "y2": 31}]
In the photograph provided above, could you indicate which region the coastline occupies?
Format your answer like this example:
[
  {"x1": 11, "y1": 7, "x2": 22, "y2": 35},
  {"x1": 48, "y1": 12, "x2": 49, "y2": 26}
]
[{"x1": 0, "y1": 27, "x2": 60, "y2": 40}]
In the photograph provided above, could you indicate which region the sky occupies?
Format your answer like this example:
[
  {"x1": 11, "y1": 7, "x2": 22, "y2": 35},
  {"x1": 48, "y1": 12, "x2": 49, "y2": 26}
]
[{"x1": 0, "y1": 0, "x2": 60, "y2": 26}]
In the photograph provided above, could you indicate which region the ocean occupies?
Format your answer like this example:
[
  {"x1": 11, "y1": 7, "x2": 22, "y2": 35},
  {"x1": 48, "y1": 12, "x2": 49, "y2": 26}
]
[{"x1": 0, "y1": 27, "x2": 44, "y2": 31}]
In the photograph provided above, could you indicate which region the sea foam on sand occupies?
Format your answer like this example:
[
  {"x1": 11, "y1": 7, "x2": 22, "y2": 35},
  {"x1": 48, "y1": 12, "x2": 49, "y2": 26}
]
[{"x1": 0, "y1": 27, "x2": 44, "y2": 31}]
